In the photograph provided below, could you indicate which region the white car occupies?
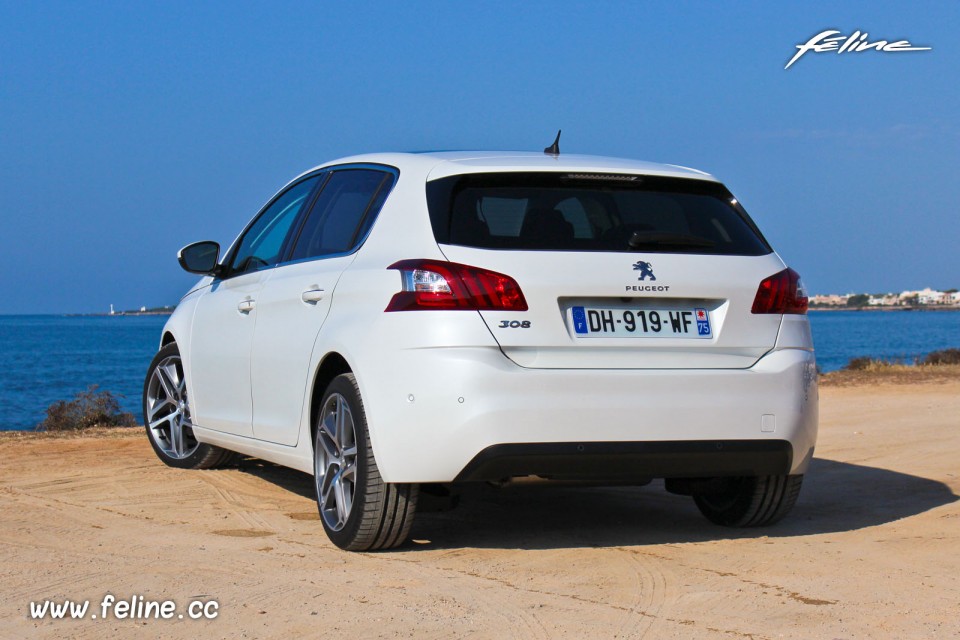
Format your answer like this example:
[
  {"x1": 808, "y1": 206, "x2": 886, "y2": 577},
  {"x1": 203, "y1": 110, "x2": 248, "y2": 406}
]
[{"x1": 143, "y1": 148, "x2": 818, "y2": 551}]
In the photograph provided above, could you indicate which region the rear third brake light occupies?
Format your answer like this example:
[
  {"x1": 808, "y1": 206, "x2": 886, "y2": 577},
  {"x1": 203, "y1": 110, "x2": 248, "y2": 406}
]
[
  {"x1": 752, "y1": 268, "x2": 808, "y2": 314},
  {"x1": 385, "y1": 259, "x2": 528, "y2": 312}
]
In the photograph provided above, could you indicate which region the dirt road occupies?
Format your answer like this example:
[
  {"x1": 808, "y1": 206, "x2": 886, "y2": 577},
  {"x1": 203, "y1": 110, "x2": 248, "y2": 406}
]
[{"x1": 2, "y1": 381, "x2": 958, "y2": 639}]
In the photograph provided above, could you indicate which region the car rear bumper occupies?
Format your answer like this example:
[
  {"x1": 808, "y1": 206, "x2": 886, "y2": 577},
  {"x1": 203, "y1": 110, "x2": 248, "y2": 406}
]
[
  {"x1": 454, "y1": 440, "x2": 794, "y2": 482},
  {"x1": 360, "y1": 347, "x2": 818, "y2": 483}
]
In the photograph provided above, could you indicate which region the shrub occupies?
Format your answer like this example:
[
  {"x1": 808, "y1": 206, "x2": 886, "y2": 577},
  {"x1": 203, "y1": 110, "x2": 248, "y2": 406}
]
[
  {"x1": 842, "y1": 356, "x2": 911, "y2": 371},
  {"x1": 844, "y1": 356, "x2": 871, "y2": 371},
  {"x1": 843, "y1": 356, "x2": 889, "y2": 371},
  {"x1": 923, "y1": 348, "x2": 960, "y2": 366},
  {"x1": 36, "y1": 386, "x2": 137, "y2": 432}
]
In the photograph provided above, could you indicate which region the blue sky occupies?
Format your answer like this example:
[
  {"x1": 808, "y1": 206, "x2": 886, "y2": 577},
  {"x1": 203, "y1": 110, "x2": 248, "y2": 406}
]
[{"x1": 1, "y1": 1, "x2": 956, "y2": 313}]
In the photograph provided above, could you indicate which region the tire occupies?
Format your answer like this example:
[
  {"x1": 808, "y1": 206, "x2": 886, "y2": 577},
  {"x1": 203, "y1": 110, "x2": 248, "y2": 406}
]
[
  {"x1": 142, "y1": 343, "x2": 237, "y2": 470},
  {"x1": 692, "y1": 474, "x2": 803, "y2": 527},
  {"x1": 313, "y1": 373, "x2": 418, "y2": 551}
]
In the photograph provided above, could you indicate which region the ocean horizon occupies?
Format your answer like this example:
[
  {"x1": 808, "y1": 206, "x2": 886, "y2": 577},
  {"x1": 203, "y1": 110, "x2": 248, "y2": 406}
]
[{"x1": 1, "y1": 311, "x2": 957, "y2": 431}]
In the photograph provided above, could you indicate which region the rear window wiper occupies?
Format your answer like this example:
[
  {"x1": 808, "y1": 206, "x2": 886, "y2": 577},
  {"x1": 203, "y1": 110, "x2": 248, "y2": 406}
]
[{"x1": 628, "y1": 232, "x2": 716, "y2": 250}]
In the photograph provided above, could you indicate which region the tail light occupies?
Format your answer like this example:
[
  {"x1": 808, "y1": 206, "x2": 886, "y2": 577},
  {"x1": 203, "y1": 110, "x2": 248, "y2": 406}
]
[
  {"x1": 752, "y1": 268, "x2": 808, "y2": 314},
  {"x1": 385, "y1": 259, "x2": 528, "y2": 312}
]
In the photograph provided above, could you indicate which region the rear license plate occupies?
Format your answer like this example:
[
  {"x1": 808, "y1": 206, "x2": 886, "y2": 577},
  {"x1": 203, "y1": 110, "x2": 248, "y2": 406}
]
[{"x1": 571, "y1": 306, "x2": 712, "y2": 338}]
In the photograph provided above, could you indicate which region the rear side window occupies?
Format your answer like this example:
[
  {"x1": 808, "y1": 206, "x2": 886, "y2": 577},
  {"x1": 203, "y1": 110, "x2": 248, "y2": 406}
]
[
  {"x1": 289, "y1": 169, "x2": 394, "y2": 261},
  {"x1": 426, "y1": 173, "x2": 772, "y2": 256}
]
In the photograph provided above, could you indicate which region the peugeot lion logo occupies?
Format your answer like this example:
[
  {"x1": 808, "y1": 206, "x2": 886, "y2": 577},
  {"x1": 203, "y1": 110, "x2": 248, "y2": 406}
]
[{"x1": 633, "y1": 261, "x2": 656, "y2": 281}]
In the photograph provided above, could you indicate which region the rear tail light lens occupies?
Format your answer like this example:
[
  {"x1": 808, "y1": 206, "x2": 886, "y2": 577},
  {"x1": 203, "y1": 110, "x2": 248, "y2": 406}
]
[
  {"x1": 385, "y1": 259, "x2": 528, "y2": 312},
  {"x1": 752, "y1": 268, "x2": 808, "y2": 314}
]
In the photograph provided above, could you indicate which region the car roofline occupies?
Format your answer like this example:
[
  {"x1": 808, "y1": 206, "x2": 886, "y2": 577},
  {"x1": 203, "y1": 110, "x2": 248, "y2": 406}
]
[{"x1": 283, "y1": 151, "x2": 719, "y2": 186}]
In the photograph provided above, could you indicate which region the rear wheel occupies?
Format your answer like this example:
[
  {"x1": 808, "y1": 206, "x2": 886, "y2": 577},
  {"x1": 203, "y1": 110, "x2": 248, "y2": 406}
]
[
  {"x1": 142, "y1": 343, "x2": 236, "y2": 469},
  {"x1": 314, "y1": 373, "x2": 418, "y2": 551},
  {"x1": 692, "y1": 474, "x2": 803, "y2": 527}
]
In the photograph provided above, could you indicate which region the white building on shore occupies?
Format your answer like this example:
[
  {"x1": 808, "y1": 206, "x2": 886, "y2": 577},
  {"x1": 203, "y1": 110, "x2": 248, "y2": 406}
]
[
  {"x1": 813, "y1": 288, "x2": 959, "y2": 307},
  {"x1": 868, "y1": 294, "x2": 899, "y2": 306},
  {"x1": 900, "y1": 288, "x2": 950, "y2": 305},
  {"x1": 810, "y1": 294, "x2": 851, "y2": 306}
]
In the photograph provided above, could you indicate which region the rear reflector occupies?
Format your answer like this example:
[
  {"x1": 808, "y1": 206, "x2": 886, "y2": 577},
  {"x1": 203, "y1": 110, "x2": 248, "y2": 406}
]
[
  {"x1": 385, "y1": 259, "x2": 528, "y2": 312},
  {"x1": 752, "y1": 268, "x2": 808, "y2": 315}
]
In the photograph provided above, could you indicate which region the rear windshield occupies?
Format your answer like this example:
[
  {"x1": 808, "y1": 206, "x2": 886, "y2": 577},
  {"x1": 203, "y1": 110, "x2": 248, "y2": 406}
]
[{"x1": 426, "y1": 172, "x2": 772, "y2": 255}]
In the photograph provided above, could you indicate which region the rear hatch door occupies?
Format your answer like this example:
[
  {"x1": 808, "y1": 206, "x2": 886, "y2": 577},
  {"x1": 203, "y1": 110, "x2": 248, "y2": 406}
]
[{"x1": 428, "y1": 171, "x2": 785, "y2": 369}]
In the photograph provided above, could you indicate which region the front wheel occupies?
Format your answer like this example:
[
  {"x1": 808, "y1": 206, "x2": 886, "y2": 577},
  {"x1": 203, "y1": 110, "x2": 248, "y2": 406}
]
[
  {"x1": 693, "y1": 474, "x2": 803, "y2": 527},
  {"x1": 314, "y1": 373, "x2": 418, "y2": 551},
  {"x1": 142, "y1": 343, "x2": 236, "y2": 469}
]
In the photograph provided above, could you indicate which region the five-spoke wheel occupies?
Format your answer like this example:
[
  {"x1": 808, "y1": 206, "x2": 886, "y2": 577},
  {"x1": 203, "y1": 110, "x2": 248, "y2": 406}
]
[
  {"x1": 145, "y1": 350, "x2": 198, "y2": 459},
  {"x1": 142, "y1": 343, "x2": 236, "y2": 469},
  {"x1": 314, "y1": 374, "x2": 418, "y2": 550},
  {"x1": 315, "y1": 392, "x2": 359, "y2": 531}
]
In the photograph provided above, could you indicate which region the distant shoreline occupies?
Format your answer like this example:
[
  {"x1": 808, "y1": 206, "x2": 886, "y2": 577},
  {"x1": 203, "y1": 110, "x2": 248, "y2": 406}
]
[
  {"x1": 64, "y1": 311, "x2": 174, "y2": 318},
  {"x1": 8, "y1": 307, "x2": 956, "y2": 318}
]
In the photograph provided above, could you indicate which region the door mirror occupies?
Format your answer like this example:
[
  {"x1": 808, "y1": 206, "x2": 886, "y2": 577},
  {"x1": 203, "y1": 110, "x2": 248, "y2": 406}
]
[{"x1": 178, "y1": 241, "x2": 221, "y2": 275}]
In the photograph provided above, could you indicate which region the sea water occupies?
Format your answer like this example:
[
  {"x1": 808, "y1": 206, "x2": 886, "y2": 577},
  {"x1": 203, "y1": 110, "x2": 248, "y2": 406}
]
[
  {"x1": 1, "y1": 315, "x2": 167, "y2": 431},
  {"x1": 808, "y1": 310, "x2": 959, "y2": 372}
]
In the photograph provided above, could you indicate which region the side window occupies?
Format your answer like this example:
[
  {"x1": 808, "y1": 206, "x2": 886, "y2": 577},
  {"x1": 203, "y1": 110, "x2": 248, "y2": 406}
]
[
  {"x1": 289, "y1": 169, "x2": 392, "y2": 261},
  {"x1": 229, "y1": 176, "x2": 321, "y2": 275}
]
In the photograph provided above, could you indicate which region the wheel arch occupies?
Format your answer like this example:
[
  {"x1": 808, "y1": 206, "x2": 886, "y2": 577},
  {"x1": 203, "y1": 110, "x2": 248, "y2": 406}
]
[
  {"x1": 161, "y1": 331, "x2": 177, "y2": 347},
  {"x1": 309, "y1": 352, "x2": 354, "y2": 444}
]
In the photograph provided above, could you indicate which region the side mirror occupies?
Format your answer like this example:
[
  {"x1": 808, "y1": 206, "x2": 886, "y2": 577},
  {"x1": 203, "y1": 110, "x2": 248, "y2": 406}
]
[{"x1": 177, "y1": 241, "x2": 221, "y2": 275}]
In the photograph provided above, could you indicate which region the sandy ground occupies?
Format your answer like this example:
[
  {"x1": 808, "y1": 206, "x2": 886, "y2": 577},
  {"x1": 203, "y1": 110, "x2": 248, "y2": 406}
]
[{"x1": 1, "y1": 380, "x2": 958, "y2": 639}]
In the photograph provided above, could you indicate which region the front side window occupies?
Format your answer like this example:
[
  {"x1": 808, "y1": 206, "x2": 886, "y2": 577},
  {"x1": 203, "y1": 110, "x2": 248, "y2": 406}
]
[
  {"x1": 228, "y1": 175, "x2": 321, "y2": 275},
  {"x1": 289, "y1": 169, "x2": 393, "y2": 261}
]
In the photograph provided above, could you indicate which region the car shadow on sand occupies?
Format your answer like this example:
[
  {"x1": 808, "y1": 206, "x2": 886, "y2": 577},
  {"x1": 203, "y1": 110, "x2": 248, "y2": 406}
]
[
  {"x1": 408, "y1": 458, "x2": 958, "y2": 550},
  {"x1": 236, "y1": 457, "x2": 958, "y2": 550},
  {"x1": 235, "y1": 458, "x2": 317, "y2": 500}
]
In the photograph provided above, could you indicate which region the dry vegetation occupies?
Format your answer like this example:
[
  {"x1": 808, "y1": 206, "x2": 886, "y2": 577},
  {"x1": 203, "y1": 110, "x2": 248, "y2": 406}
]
[
  {"x1": 821, "y1": 348, "x2": 960, "y2": 387},
  {"x1": 34, "y1": 386, "x2": 136, "y2": 433}
]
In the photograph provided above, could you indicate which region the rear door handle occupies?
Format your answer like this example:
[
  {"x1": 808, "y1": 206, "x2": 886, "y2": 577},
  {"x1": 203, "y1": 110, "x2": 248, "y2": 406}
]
[
  {"x1": 237, "y1": 299, "x2": 256, "y2": 313},
  {"x1": 301, "y1": 287, "x2": 325, "y2": 304}
]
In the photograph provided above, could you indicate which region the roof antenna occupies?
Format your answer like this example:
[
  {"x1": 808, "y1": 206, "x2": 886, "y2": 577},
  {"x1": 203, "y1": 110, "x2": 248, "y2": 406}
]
[{"x1": 543, "y1": 129, "x2": 561, "y2": 156}]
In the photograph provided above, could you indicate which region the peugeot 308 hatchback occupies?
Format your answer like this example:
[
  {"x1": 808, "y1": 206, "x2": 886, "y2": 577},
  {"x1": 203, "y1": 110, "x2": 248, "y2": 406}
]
[{"x1": 143, "y1": 151, "x2": 818, "y2": 550}]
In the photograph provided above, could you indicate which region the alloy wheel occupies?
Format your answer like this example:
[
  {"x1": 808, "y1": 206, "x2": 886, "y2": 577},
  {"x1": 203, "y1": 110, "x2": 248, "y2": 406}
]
[
  {"x1": 145, "y1": 355, "x2": 199, "y2": 459},
  {"x1": 315, "y1": 393, "x2": 359, "y2": 531}
]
